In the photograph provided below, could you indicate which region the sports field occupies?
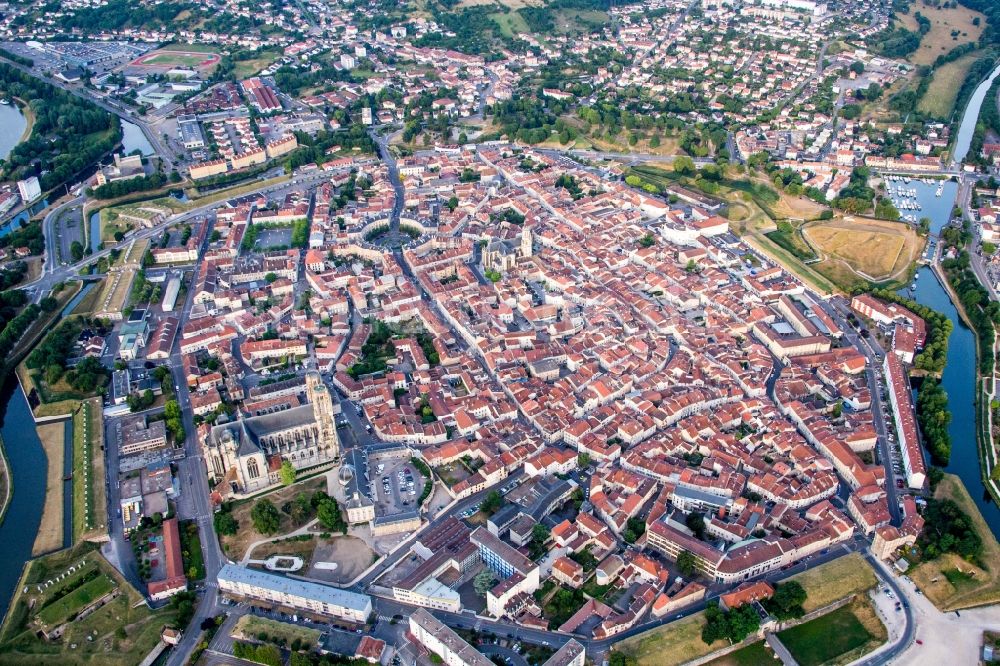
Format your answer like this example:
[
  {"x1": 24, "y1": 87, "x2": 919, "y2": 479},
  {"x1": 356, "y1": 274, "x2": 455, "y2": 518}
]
[{"x1": 129, "y1": 48, "x2": 221, "y2": 72}]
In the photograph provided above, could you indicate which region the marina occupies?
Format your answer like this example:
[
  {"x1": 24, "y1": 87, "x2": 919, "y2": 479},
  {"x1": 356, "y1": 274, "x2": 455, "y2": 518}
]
[{"x1": 882, "y1": 176, "x2": 959, "y2": 233}]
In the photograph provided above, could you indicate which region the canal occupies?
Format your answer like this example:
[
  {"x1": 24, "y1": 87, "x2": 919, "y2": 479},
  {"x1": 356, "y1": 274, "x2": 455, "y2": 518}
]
[
  {"x1": 0, "y1": 102, "x2": 27, "y2": 162},
  {"x1": 121, "y1": 120, "x2": 155, "y2": 157},
  {"x1": 0, "y1": 377, "x2": 48, "y2": 619},
  {"x1": 952, "y1": 61, "x2": 1000, "y2": 165},
  {"x1": 904, "y1": 268, "x2": 1000, "y2": 539}
]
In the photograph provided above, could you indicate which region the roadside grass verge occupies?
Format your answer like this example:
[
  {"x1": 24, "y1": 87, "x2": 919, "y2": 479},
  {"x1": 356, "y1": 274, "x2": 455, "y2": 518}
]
[
  {"x1": 615, "y1": 611, "x2": 727, "y2": 666},
  {"x1": 785, "y1": 552, "x2": 878, "y2": 613}
]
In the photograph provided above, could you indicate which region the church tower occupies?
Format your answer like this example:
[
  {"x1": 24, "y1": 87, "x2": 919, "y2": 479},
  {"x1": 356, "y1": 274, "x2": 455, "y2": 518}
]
[
  {"x1": 305, "y1": 370, "x2": 339, "y2": 459},
  {"x1": 521, "y1": 225, "x2": 533, "y2": 258}
]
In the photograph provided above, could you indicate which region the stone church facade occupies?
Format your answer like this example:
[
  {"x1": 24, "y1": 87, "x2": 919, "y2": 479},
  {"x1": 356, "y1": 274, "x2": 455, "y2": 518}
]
[{"x1": 204, "y1": 371, "x2": 340, "y2": 494}]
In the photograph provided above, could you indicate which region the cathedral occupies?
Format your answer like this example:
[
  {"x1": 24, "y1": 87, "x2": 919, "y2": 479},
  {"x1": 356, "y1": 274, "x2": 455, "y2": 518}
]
[
  {"x1": 204, "y1": 371, "x2": 340, "y2": 494},
  {"x1": 482, "y1": 227, "x2": 532, "y2": 274}
]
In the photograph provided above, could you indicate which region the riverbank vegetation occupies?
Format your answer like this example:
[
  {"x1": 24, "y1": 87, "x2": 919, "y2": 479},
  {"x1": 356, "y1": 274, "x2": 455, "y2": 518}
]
[
  {"x1": 917, "y1": 379, "x2": 952, "y2": 465},
  {"x1": 909, "y1": 473, "x2": 1000, "y2": 611},
  {"x1": 941, "y1": 249, "x2": 998, "y2": 374},
  {"x1": 868, "y1": 288, "x2": 953, "y2": 374},
  {"x1": 0, "y1": 63, "x2": 119, "y2": 193},
  {"x1": 965, "y1": 74, "x2": 1000, "y2": 170}
]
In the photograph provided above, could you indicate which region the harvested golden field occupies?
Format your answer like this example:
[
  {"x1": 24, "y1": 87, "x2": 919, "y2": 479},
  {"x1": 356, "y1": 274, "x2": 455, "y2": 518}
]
[
  {"x1": 802, "y1": 217, "x2": 922, "y2": 283},
  {"x1": 897, "y1": 4, "x2": 985, "y2": 66},
  {"x1": 33, "y1": 422, "x2": 66, "y2": 556},
  {"x1": 918, "y1": 53, "x2": 981, "y2": 118},
  {"x1": 767, "y1": 192, "x2": 829, "y2": 221}
]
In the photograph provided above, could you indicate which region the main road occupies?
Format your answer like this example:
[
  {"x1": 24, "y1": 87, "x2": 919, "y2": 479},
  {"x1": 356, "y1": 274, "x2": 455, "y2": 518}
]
[
  {"x1": 163, "y1": 216, "x2": 229, "y2": 666},
  {"x1": 23, "y1": 170, "x2": 335, "y2": 299}
]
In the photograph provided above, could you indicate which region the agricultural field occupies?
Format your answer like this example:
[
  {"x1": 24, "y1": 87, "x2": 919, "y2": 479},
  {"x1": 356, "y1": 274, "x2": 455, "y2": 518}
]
[
  {"x1": 460, "y1": 0, "x2": 540, "y2": 9},
  {"x1": 896, "y1": 3, "x2": 985, "y2": 66},
  {"x1": 232, "y1": 49, "x2": 282, "y2": 79},
  {"x1": 802, "y1": 216, "x2": 922, "y2": 284},
  {"x1": 490, "y1": 11, "x2": 530, "y2": 37},
  {"x1": 918, "y1": 53, "x2": 981, "y2": 118},
  {"x1": 909, "y1": 474, "x2": 1000, "y2": 610},
  {"x1": 786, "y1": 552, "x2": 879, "y2": 614},
  {"x1": 615, "y1": 611, "x2": 727, "y2": 666},
  {"x1": 776, "y1": 598, "x2": 887, "y2": 666}
]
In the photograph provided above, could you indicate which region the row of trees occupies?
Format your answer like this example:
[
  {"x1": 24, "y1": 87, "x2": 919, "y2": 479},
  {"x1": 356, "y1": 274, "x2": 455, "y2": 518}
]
[
  {"x1": 916, "y1": 379, "x2": 952, "y2": 465},
  {"x1": 868, "y1": 288, "x2": 953, "y2": 374},
  {"x1": 92, "y1": 172, "x2": 170, "y2": 200},
  {"x1": 942, "y1": 250, "x2": 1000, "y2": 375},
  {"x1": 163, "y1": 399, "x2": 186, "y2": 444}
]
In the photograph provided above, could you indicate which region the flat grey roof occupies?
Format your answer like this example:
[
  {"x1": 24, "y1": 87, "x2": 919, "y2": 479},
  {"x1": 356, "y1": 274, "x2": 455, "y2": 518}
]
[
  {"x1": 218, "y1": 563, "x2": 371, "y2": 613},
  {"x1": 543, "y1": 638, "x2": 585, "y2": 666},
  {"x1": 672, "y1": 484, "x2": 732, "y2": 506}
]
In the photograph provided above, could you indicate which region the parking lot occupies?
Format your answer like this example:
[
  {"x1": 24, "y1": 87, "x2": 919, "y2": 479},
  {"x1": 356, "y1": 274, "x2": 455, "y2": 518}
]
[
  {"x1": 369, "y1": 452, "x2": 422, "y2": 517},
  {"x1": 255, "y1": 226, "x2": 293, "y2": 250}
]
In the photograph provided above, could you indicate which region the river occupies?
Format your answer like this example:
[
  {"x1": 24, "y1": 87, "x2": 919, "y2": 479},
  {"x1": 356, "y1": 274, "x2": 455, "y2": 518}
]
[
  {"x1": 121, "y1": 120, "x2": 155, "y2": 157},
  {"x1": 903, "y1": 269, "x2": 1000, "y2": 539},
  {"x1": 0, "y1": 102, "x2": 27, "y2": 162},
  {"x1": 902, "y1": 58, "x2": 1000, "y2": 541},
  {"x1": 952, "y1": 61, "x2": 1000, "y2": 165},
  {"x1": 0, "y1": 378, "x2": 48, "y2": 619},
  {"x1": 884, "y1": 178, "x2": 958, "y2": 235}
]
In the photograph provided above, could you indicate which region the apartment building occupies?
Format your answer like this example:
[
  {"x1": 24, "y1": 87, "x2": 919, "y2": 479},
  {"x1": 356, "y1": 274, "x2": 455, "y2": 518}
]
[{"x1": 217, "y1": 564, "x2": 371, "y2": 622}]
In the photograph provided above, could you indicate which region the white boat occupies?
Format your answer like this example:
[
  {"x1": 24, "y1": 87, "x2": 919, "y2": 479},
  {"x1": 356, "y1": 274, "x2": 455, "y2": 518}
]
[{"x1": 0, "y1": 98, "x2": 9, "y2": 106}]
